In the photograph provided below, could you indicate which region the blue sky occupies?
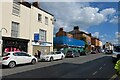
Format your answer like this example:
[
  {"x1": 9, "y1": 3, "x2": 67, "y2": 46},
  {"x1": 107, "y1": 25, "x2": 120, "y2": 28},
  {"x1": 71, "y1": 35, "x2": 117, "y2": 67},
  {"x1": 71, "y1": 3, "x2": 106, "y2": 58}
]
[{"x1": 40, "y1": 2, "x2": 119, "y2": 44}]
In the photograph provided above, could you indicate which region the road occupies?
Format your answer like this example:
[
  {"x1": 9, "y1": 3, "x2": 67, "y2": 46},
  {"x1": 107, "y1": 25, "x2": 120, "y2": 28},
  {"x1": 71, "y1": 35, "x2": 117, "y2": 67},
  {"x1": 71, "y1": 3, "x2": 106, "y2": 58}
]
[{"x1": 1, "y1": 53, "x2": 116, "y2": 79}]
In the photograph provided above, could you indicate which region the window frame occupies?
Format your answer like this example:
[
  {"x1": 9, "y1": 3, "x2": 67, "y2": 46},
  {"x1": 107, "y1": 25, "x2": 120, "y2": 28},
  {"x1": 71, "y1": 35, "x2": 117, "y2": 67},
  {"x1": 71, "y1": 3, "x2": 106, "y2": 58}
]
[
  {"x1": 38, "y1": 13, "x2": 42, "y2": 22},
  {"x1": 11, "y1": 21, "x2": 19, "y2": 38},
  {"x1": 45, "y1": 16, "x2": 48, "y2": 25}
]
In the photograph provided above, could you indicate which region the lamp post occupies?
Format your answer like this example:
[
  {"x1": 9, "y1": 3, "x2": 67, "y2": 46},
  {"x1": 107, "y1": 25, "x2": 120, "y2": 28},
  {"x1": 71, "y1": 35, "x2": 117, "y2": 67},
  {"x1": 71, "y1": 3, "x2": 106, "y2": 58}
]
[{"x1": 0, "y1": 28, "x2": 7, "y2": 56}]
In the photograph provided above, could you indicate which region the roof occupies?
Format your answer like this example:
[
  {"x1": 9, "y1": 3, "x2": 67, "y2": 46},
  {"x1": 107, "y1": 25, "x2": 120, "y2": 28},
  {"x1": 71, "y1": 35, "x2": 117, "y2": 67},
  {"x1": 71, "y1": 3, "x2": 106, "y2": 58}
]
[
  {"x1": 19, "y1": 2, "x2": 54, "y2": 16},
  {"x1": 68, "y1": 30, "x2": 91, "y2": 37}
]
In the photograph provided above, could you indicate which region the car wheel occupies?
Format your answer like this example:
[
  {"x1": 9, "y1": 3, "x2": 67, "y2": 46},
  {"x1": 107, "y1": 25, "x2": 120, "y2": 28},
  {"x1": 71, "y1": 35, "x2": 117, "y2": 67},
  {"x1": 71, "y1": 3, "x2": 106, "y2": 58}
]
[
  {"x1": 8, "y1": 61, "x2": 16, "y2": 68},
  {"x1": 31, "y1": 59, "x2": 36, "y2": 64},
  {"x1": 50, "y1": 57, "x2": 53, "y2": 61},
  {"x1": 61, "y1": 56, "x2": 63, "y2": 60},
  {"x1": 73, "y1": 55, "x2": 75, "y2": 58}
]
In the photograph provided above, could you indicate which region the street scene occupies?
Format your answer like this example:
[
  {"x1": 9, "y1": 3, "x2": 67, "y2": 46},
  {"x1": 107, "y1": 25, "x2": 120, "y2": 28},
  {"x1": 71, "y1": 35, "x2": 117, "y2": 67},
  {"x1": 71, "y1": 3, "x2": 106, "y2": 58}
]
[
  {"x1": 0, "y1": 0, "x2": 120, "y2": 80},
  {"x1": 2, "y1": 54, "x2": 116, "y2": 79}
]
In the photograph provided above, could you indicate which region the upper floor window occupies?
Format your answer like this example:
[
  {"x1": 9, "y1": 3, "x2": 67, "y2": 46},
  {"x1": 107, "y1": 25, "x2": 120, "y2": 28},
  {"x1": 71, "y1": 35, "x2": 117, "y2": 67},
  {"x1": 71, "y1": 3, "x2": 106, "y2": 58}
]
[
  {"x1": 39, "y1": 29, "x2": 46, "y2": 42},
  {"x1": 38, "y1": 14, "x2": 42, "y2": 22},
  {"x1": 12, "y1": 0, "x2": 20, "y2": 16},
  {"x1": 45, "y1": 17, "x2": 48, "y2": 25},
  {"x1": 11, "y1": 21, "x2": 19, "y2": 38}
]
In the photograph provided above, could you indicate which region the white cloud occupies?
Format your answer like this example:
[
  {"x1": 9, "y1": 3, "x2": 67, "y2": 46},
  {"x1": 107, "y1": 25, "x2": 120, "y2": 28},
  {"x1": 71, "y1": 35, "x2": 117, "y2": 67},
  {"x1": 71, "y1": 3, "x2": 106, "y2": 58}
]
[
  {"x1": 115, "y1": 32, "x2": 120, "y2": 38},
  {"x1": 100, "y1": 8, "x2": 116, "y2": 16},
  {"x1": 109, "y1": 16, "x2": 118, "y2": 24},
  {"x1": 40, "y1": 2, "x2": 117, "y2": 33},
  {"x1": 100, "y1": 8, "x2": 116, "y2": 21},
  {"x1": 92, "y1": 32, "x2": 99, "y2": 38}
]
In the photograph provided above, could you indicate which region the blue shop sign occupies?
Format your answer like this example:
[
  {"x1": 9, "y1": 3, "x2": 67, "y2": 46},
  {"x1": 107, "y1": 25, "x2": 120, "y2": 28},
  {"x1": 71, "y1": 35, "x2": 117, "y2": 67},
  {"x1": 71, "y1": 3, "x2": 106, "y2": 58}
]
[{"x1": 34, "y1": 34, "x2": 39, "y2": 41}]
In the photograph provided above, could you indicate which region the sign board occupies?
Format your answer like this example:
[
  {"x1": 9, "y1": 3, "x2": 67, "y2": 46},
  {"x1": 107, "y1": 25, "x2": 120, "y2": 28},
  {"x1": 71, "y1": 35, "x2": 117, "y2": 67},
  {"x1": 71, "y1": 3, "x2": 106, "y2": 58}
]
[
  {"x1": 34, "y1": 34, "x2": 39, "y2": 41},
  {"x1": 32, "y1": 42, "x2": 40, "y2": 46},
  {"x1": 40, "y1": 43, "x2": 52, "y2": 47}
]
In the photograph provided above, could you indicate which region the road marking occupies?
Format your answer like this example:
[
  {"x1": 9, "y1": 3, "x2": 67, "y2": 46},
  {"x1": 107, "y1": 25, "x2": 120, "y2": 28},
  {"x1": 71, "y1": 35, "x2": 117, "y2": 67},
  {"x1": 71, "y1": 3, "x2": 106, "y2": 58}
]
[
  {"x1": 109, "y1": 74, "x2": 117, "y2": 80},
  {"x1": 92, "y1": 71, "x2": 97, "y2": 75},
  {"x1": 99, "y1": 67, "x2": 102, "y2": 70}
]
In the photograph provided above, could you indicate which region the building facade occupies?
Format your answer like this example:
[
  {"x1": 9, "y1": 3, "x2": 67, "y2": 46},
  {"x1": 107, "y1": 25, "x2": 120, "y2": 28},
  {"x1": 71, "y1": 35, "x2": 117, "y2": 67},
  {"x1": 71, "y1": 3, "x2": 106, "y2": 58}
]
[
  {"x1": 69, "y1": 26, "x2": 91, "y2": 52},
  {"x1": 0, "y1": 1, "x2": 54, "y2": 55}
]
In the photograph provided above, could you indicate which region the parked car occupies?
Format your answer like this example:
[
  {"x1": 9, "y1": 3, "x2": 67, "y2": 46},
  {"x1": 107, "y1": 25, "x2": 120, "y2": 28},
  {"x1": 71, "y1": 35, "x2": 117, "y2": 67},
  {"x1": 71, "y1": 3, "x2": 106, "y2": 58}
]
[
  {"x1": 66, "y1": 50, "x2": 80, "y2": 58},
  {"x1": 2, "y1": 51, "x2": 37, "y2": 68},
  {"x1": 40, "y1": 51, "x2": 65, "y2": 61},
  {"x1": 112, "y1": 45, "x2": 120, "y2": 63},
  {"x1": 78, "y1": 50, "x2": 86, "y2": 56}
]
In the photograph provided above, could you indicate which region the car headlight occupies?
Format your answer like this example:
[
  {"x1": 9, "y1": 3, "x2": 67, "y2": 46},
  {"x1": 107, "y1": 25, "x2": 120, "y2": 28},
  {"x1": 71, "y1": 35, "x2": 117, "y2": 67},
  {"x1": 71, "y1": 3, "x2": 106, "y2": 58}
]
[{"x1": 112, "y1": 54, "x2": 117, "y2": 58}]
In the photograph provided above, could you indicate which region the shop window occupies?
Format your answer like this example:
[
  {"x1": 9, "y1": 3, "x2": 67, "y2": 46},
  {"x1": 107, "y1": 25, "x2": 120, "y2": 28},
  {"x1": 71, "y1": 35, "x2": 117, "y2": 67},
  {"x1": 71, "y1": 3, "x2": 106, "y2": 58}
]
[{"x1": 11, "y1": 21, "x2": 19, "y2": 38}]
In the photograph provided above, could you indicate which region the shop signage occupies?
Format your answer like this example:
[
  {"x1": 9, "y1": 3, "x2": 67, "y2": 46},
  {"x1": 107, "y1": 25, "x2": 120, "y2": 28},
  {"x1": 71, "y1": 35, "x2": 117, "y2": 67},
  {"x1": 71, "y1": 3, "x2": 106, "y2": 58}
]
[
  {"x1": 34, "y1": 33, "x2": 39, "y2": 41},
  {"x1": 40, "y1": 43, "x2": 52, "y2": 46},
  {"x1": 32, "y1": 41, "x2": 52, "y2": 46}
]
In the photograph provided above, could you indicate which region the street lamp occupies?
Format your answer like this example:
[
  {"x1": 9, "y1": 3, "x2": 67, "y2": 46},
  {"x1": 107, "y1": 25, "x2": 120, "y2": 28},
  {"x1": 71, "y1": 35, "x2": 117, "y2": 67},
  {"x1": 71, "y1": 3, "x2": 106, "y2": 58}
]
[{"x1": 0, "y1": 28, "x2": 7, "y2": 56}]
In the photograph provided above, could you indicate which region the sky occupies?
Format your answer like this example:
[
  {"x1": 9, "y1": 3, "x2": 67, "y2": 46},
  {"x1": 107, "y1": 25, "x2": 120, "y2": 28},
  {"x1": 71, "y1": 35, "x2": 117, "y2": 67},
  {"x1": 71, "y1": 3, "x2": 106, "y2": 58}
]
[{"x1": 39, "y1": 2, "x2": 119, "y2": 44}]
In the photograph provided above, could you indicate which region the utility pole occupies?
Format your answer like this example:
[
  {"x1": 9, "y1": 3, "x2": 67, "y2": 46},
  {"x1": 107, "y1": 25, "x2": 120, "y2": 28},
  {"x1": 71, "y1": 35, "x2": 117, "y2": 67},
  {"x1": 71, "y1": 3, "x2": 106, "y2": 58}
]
[{"x1": 0, "y1": 28, "x2": 7, "y2": 56}]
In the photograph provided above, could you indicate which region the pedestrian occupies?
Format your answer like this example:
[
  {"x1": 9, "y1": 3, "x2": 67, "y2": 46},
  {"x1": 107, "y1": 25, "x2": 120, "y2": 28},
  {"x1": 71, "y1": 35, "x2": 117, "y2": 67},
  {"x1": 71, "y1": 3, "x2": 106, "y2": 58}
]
[
  {"x1": 37, "y1": 50, "x2": 41, "y2": 59},
  {"x1": 34, "y1": 52, "x2": 38, "y2": 58},
  {"x1": 115, "y1": 59, "x2": 120, "y2": 79}
]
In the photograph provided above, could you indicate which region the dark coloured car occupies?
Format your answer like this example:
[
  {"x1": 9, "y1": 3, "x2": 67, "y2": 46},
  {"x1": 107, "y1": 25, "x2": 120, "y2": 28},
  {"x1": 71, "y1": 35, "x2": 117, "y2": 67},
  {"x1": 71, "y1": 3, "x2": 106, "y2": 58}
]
[
  {"x1": 112, "y1": 45, "x2": 120, "y2": 63},
  {"x1": 66, "y1": 50, "x2": 80, "y2": 58},
  {"x1": 78, "y1": 50, "x2": 86, "y2": 56}
]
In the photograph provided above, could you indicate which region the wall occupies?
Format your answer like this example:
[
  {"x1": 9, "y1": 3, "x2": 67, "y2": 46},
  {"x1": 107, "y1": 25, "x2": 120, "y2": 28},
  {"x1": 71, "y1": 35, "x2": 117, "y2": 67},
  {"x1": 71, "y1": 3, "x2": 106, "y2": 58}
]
[{"x1": 29, "y1": 6, "x2": 54, "y2": 54}]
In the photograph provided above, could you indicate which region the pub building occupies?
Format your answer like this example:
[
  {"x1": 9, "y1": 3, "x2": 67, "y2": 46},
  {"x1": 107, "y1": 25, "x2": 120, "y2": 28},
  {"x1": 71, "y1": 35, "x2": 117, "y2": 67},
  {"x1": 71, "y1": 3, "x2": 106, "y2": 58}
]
[{"x1": 2, "y1": 37, "x2": 29, "y2": 53}]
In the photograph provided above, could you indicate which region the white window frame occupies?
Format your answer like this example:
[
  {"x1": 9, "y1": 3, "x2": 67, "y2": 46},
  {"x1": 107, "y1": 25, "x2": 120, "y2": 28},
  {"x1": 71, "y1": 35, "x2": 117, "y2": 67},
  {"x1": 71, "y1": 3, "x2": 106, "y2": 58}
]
[
  {"x1": 12, "y1": 0, "x2": 20, "y2": 16},
  {"x1": 38, "y1": 13, "x2": 42, "y2": 22},
  {"x1": 39, "y1": 29, "x2": 46, "y2": 42},
  {"x1": 11, "y1": 21, "x2": 19, "y2": 38},
  {"x1": 45, "y1": 17, "x2": 48, "y2": 25}
]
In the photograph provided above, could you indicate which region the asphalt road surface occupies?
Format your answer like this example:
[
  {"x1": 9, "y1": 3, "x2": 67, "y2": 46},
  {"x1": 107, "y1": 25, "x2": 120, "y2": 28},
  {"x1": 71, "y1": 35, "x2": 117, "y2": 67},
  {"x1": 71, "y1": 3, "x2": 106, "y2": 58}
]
[{"x1": 1, "y1": 53, "x2": 116, "y2": 79}]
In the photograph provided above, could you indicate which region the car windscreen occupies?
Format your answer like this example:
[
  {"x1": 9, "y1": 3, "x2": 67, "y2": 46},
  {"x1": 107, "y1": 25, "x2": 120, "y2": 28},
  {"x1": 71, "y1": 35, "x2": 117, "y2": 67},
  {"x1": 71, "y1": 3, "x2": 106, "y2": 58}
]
[{"x1": 114, "y1": 46, "x2": 120, "y2": 52}]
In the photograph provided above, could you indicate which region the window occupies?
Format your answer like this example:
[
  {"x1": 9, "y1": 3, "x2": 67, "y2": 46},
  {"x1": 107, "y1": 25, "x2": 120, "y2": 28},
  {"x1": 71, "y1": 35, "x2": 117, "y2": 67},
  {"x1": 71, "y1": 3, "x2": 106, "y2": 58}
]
[
  {"x1": 45, "y1": 17, "x2": 48, "y2": 25},
  {"x1": 13, "y1": 52, "x2": 22, "y2": 56},
  {"x1": 12, "y1": 0, "x2": 20, "y2": 16},
  {"x1": 56, "y1": 52, "x2": 61, "y2": 54},
  {"x1": 11, "y1": 22, "x2": 19, "y2": 38},
  {"x1": 38, "y1": 14, "x2": 42, "y2": 22},
  {"x1": 3, "y1": 53, "x2": 10, "y2": 57},
  {"x1": 39, "y1": 29, "x2": 46, "y2": 42}
]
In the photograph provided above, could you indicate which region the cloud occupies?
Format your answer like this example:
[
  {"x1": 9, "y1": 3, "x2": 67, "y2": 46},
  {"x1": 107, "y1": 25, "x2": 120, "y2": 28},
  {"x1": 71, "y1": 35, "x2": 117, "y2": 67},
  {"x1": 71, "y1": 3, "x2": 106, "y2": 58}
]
[
  {"x1": 115, "y1": 32, "x2": 120, "y2": 38},
  {"x1": 100, "y1": 8, "x2": 116, "y2": 16},
  {"x1": 109, "y1": 16, "x2": 118, "y2": 24},
  {"x1": 40, "y1": 2, "x2": 117, "y2": 33},
  {"x1": 92, "y1": 32, "x2": 99, "y2": 38},
  {"x1": 100, "y1": 8, "x2": 116, "y2": 21}
]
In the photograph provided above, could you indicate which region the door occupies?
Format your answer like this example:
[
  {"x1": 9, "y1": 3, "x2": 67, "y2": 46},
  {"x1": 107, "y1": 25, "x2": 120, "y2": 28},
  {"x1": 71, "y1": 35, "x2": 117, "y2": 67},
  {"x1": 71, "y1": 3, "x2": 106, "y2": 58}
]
[
  {"x1": 13, "y1": 52, "x2": 25, "y2": 64},
  {"x1": 56, "y1": 52, "x2": 62, "y2": 59},
  {"x1": 20, "y1": 52, "x2": 32, "y2": 63}
]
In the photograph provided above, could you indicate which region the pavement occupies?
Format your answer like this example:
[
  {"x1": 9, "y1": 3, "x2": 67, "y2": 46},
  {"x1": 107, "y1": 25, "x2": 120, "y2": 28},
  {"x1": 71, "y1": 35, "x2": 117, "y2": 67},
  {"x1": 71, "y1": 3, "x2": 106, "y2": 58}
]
[{"x1": 1, "y1": 53, "x2": 117, "y2": 79}]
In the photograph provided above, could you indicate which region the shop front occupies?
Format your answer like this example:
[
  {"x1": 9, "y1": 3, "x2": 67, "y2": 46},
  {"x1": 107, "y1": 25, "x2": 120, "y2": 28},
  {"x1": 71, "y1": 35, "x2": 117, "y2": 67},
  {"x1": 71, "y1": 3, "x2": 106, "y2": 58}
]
[
  {"x1": 32, "y1": 41, "x2": 52, "y2": 55},
  {"x1": 2, "y1": 37, "x2": 29, "y2": 53}
]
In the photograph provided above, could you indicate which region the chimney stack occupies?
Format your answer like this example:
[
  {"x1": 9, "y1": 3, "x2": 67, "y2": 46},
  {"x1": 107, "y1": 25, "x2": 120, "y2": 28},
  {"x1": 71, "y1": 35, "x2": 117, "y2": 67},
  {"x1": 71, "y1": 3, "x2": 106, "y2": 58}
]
[
  {"x1": 32, "y1": 2, "x2": 40, "y2": 8},
  {"x1": 74, "y1": 26, "x2": 79, "y2": 31},
  {"x1": 59, "y1": 27, "x2": 63, "y2": 31}
]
